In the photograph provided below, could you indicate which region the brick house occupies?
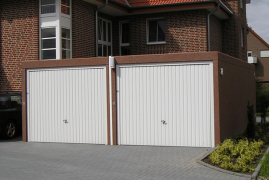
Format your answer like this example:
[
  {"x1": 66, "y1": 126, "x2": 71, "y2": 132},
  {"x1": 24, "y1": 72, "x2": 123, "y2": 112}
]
[
  {"x1": 0, "y1": 0, "x2": 255, "y2": 147},
  {"x1": 247, "y1": 27, "x2": 269, "y2": 83},
  {"x1": 0, "y1": 0, "x2": 250, "y2": 92}
]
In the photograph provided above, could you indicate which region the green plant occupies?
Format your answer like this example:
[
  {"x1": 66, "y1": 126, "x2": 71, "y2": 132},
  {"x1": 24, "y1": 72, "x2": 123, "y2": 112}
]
[
  {"x1": 259, "y1": 152, "x2": 269, "y2": 178},
  {"x1": 256, "y1": 82, "x2": 269, "y2": 124},
  {"x1": 209, "y1": 139, "x2": 264, "y2": 172},
  {"x1": 256, "y1": 112, "x2": 269, "y2": 117},
  {"x1": 255, "y1": 123, "x2": 269, "y2": 143}
]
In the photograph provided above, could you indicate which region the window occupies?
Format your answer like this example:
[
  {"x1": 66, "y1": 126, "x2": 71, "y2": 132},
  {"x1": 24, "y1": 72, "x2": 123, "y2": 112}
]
[
  {"x1": 98, "y1": 18, "x2": 112, "y2": 57},
  {"x1": 62, "y1": 28, "x2": 71, "y2": 59},
  {"x1": 61, "y1": 0, "x2": 70, "y2": 15},
  {"x1": 247, "y1": 51, "x2": 252, "y2": 57},
  {"x1": 240, "y1": 0, "x2": 244, "y2": 9},
  {"x1": 41, "y1": 0, "x2": 56, "y2": 14},
  {"x1": 241, "y1": 27, "x2": 244, "y2": 48},
  {"x1": 147, "y1": 18, "x2": 165, "y2": 44},
  {"x1": 120, "y1": 22, "x2": 130, "y2": 56},
  {"x1": 41, "y1": 28, "x2": 56, "y2": 60},
  {"x1": 260, "y1": 50, "x2": 269, "y2": 58}
]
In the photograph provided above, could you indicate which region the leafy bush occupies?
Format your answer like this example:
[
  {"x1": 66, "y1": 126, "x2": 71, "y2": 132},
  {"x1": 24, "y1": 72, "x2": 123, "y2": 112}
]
[
  {"x1": 209, "y1": 139, "x2": 264, "y2": 172},
  {"x1": 255, "y1": 123, "x2": 269, "y2": 143}
]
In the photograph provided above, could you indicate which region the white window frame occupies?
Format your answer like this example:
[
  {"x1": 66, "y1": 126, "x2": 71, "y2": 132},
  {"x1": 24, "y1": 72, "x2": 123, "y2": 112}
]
[
  {"x1": 146, "y1": 17, "x2": 166, "y2": 45},
  {"x1": 39, "y1": 0, "x2": 72, "y2": 60},
  {"x1": 40, "y1": 0, "x2": 56, "y2": 17},
  {"x1": 260, "y1": 50, "x2": 269, "y2": 58},
  {"x1": 40, "y1": 27, "x2": 57, "y2": 60},
  {"x1": 247, "y1": 51, "x2": 252, "y2": 57},
  {"x1": 98, "y1": 18, "x2": 112, "y2": 57},
  {"x1": 119, "y1": 21, "x2": 130, "y2": 56},
  {"x1": 61, "y1": 0, "x2": 70, "y2": 15},
  {"x1": 61, "y1": 27, "x2": 71, "y2": 59}
]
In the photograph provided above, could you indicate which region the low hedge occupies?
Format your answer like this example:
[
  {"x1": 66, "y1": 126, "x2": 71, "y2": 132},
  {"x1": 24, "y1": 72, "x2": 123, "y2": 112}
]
[{"x1": 209, "y1": 139, "x2": 264, "y2": 172}]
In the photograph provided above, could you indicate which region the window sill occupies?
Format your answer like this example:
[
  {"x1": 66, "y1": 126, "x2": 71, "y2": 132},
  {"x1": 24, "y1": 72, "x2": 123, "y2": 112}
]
[
  {"x1": 40, "y1": 13, "x2": 57, "y2": 18},
  {"x1": 61, "y1": 13, "x2": 71, "y2": 19},
  {"x1": 147, "y1": 41, "x2": 166, "y2": 45}
]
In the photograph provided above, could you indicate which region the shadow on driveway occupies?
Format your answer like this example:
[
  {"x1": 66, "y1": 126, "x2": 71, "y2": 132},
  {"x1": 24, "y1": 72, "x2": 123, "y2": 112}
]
[{"x1": 0, "y1": 135, "x2": 22, "y2": 142}]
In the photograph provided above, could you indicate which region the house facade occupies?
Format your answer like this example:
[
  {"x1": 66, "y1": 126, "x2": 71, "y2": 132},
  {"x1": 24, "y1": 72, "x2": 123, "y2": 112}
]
[
  {"x1": 247, "y1": 27, "x2": 269, "y2": 83},
  {"x1": 1, "y1": 0, "x2": 249, "y2": 92},
  {"x1": 0, "y1": 0, "x2": 255, "y2": 147}
]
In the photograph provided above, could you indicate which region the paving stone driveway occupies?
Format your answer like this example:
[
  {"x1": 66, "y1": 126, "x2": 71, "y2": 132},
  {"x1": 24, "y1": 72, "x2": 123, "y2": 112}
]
[{"x1": 0, "y1": 137, "x2": 249, "y2": 180}]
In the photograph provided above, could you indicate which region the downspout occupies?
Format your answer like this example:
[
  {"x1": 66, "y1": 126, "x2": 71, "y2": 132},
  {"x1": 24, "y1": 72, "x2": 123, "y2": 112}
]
[
  {"x1": 96, "y1": 0, "x2": 108, "y2": 57},
  {"x1": 207, "y1": 0, "x2": 220, "y2": 51}
]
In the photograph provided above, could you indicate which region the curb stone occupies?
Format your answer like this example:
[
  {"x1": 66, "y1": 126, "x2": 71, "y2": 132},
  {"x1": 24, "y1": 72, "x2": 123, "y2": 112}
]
[{"x1": 252, "y1": 146, "x2": 269, "y2": 180}]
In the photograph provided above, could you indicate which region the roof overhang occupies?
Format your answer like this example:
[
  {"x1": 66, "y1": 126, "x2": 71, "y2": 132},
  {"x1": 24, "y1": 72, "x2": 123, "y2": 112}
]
[{"x1": 85, "y1": 0, "x2": 232, "y2": 19}]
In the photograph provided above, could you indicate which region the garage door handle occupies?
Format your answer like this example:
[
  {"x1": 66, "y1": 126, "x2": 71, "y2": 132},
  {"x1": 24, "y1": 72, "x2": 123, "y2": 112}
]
[
  {"x1": 63, "y1": 120, "x2": 68, "y2": 123},
  {"x1": 161, "y1": 120, "x2": 167, "y2": 125}
]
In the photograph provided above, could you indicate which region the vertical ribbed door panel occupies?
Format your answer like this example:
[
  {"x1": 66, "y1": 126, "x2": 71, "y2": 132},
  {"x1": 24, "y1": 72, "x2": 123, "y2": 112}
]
[
  {"x1": 117, "y1": 62, "x2": 214, "y2": 147},
  {"x1": 27, "y1": 67, "x2": 107, "y2": 144}
]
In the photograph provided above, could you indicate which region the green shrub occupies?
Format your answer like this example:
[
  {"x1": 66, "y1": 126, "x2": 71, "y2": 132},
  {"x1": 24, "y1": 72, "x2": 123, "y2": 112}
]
[
  {"x1": 255, "y1": 123, "x2": 269, "y2": 143},
  {"x1": 256, "y1": 112, "x2": 269, "y2": 117},
  {"x1": 209, "y1": 139, "x2": 264, "y2": 172}
]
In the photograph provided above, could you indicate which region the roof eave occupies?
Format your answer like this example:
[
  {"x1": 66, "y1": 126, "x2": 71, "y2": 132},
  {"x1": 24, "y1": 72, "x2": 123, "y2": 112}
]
[{"x1": 114, "y1": 0, "x2": 233, "y2": 16}]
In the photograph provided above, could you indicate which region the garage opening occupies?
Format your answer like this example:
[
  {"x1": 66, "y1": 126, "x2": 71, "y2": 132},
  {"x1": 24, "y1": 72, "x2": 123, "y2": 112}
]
[
  {"x1": 116, "y1": 62, "x2": 214, "y2": 147},
  {"x1": 27, "y1": 66, "x2": 107, "y2": 144}
]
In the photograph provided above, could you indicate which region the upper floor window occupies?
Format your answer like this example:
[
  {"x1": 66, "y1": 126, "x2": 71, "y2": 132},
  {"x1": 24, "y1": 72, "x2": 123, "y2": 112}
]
[
  {"x1": 147, "y1": 18, "x2": 165, "y2": 45},
  {"x1": 241, "y1": 27, "x2": 244, "y2": 48},
  {"x1": 247, "y1": 51, "x2": 252, "y2": 57},
  {"x1": 120, "y1": 22, "x2": 130, "y2": 56},
  {"x1": 98, "y1": 18, "x2": 112, "y2": 57},
  {"x1": 41, "y1": 28, "x2": 56, "y2": 60},
  {"x1": 41, "y1": 0, "x2": 56, "y2": 14},
  {"x1": 260, "y1": 50, "x2": 269, "y2": 58},
  {"x1": 240, "y1": 0, "x2": 244, "y2": 9},
  {"x1": 61, "y1": 0, "x2": 70, "y2": 15},
  {"x1": 62, "y1": 28, "x2": 71, "y2": 59}
]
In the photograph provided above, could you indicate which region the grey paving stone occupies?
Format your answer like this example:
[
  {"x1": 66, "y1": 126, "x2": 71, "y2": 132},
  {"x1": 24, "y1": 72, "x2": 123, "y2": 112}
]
[{"x1": 0, "y1": 136, "x2": 250, "y2": 180}]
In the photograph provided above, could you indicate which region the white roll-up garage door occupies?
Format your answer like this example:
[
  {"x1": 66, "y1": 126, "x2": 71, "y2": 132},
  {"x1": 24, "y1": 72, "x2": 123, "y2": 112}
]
[
  {"x1": 27, "y1": 66, "x2": 107, "y2": 144},
  {"x1": 117, "y1": 62, "x2": 214, "y2": 147}
]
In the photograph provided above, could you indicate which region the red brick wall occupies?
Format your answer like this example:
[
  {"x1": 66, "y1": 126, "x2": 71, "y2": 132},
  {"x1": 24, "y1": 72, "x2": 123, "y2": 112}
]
[
  {"x1": 221, "y1": 0, "x2": 247, "y2": 61},
  {"x1": 166, "y1": 10, "x2": 207, "y2": 53},
  {"x1": 0, "y1": 0, "x2": 39, "y2": 92},
  {"x1": 72, "y1": 0, "x2": 97, "y2": 58},
  {"x1": 210, "y1": 15, "x2": 222, "y2": 52},
  {"x1": 112, "y1": 10, "x2": 208, "y2": 56}
]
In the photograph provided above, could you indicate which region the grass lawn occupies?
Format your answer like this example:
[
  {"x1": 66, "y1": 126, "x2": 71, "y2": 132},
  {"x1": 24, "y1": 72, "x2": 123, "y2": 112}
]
[{"x1": 259, "y1": 152, "x2": 269, "y2": 179}]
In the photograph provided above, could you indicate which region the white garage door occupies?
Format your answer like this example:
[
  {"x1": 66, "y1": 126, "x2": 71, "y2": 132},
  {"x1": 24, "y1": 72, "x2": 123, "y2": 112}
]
[
  {"x1": 117, "y1": 62, "x2": 214, "y2": 147},
  {"x1": 27, "y1": 66, "x2": 107, "y2": 144}
]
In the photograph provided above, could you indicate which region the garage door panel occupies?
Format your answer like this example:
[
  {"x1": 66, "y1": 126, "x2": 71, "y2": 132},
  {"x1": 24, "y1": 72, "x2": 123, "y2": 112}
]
[
  {"x1": 117, "y1": 63, "x2": 214, "y2": 147},
  {"x1": 27, "y1": 67, "x2": 107, "y2": 144}
]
